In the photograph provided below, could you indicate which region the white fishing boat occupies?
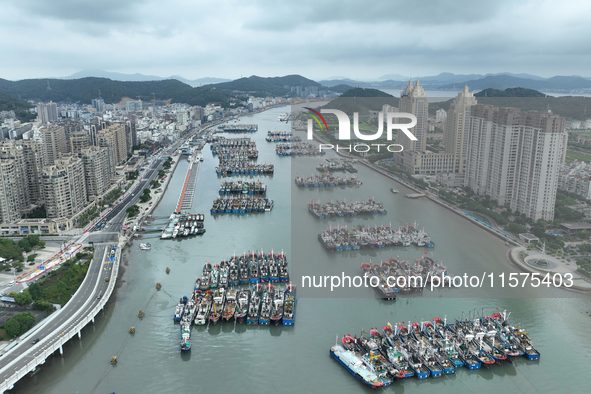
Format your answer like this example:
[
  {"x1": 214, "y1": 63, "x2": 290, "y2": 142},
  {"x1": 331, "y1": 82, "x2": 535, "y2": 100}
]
[{"x1": 139, "y1": 243, "x2": 151, "y2": 250}]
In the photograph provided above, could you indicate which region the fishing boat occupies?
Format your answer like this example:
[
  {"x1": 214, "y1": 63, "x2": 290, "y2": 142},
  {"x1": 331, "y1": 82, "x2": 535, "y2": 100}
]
[
  {"x1": 247, "y1": 284, "x2": 263, "y2": 324},
  {"x1": 173, "y1": 297, "x2": 186, "y2": 322},
  {"x1": 330, "y1": 343, "x2": 385, "y2": 388},
  {"x1": 355, "y1": 331, "x2": 396, "y2": 385},
  {"x1": 228, "y1": 261, "x2": 239, "y2": 286},
  {"x1": 282, "y1": 284, "x2": 296, "y2": 326},
  {"x1": 395, "y1": 325, "x2": 430, "y2": 379},
  {"x1": 390, "y1": 188, "x2": 399, "y2": 194},
  {"x1": 210, "y1": 264, "x2": 220, "y2": 288},
  {"x1": 234, "y1": 289, "x2": 251, "y2": 323},
  {"x1": 258, "y1": 283, "x2": 274, "y2": 325},
  {"x1": 238, "y1": 258, "x2": 249, "y2": 284},
  {"x1": 208, "y1": 288, "x2": 225, "y2": 325},
  {"x1": 222, "y1": 288, "x2": 238, "y2": 321},
  {"x1": 269, "y1": 286, "x2": 285, "y2": 326},
  {"x1": 249, "y1": 258, "x2": 260, "y2": 284},
  {"x1": 139, "y1": 243, "x2": 151, "y2": 250},
  {"x1": 194, "y1": 290, "x2": 213, "y2": 325}
]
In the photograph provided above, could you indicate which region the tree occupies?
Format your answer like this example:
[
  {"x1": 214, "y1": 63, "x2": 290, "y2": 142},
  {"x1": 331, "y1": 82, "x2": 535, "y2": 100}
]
[
  {"x1": 4, "y1": 318, "x2": 20, "y2": 337},
  {"x1": 14, "y1": 291, "x2": 32, "y2": 306},
  {"x1": 4, "y1": 312, "x2": 36, "y2": 337},
  {"x1": 13, "y1": 312, "x2": 35, "y2": 332},
  {"x1": 28, "y1": 282, "x2": 43, "y2": 301}
]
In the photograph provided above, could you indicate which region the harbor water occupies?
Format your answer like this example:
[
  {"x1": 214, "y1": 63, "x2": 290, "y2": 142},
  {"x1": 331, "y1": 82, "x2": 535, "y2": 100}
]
[{"x1": 13, "y1": 106, "x2": 591, "y2": 394}]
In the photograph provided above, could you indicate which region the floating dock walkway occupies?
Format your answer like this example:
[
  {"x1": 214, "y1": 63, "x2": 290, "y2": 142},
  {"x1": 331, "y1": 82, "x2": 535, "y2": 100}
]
[{"x1": 176, "y1": 157, "x2": 200, "y2": 213}]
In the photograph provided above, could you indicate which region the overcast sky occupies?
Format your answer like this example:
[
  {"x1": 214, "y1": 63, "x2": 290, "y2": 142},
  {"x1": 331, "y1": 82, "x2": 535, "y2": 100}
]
[{"x1": 1, "y1": 0, "x2": 590, "y2": 81}]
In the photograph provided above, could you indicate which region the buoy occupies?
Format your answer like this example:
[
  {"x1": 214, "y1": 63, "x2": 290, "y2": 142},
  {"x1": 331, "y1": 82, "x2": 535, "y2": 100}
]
[
  {"x1": 129, "y1": 326, "x2": 135, "y2": 334},
  {"x1": 111, "y1": 356, "x2": 117, "y2": 364},
  {"x1": 166, "y1": 267, "x2": 170, "y2": 274},
  {"x1": 156, "y1": 283, "x2": 162, "y2": 290},
  {"x1": 138, "y1": 310, "x2": 145, "y2": 318}
]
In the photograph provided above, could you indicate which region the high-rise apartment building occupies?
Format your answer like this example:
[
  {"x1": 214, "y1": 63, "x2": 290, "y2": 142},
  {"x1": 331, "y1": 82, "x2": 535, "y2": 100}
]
[
  {"x1": 70, "y1": 131, "x2": 89, "y2": 154},
  {"x1": 80, "y1": 146, "x2": 112, "y2": 199},
  {"x1": 97, "y1": 123, "x2": 128, "y2": 169},
  {"x1": 125, "y1": 100, "x2": 143, "y2": 112},
  {"x1": 394, "y1": 81, "x2": 456, "y2": 175},
  {"x1": 397, "y1": 79, "x2": 428, "y2": 154},
  {"x1": 41, "y1": 125, "x2": 68, "y2": 166},
  {"x1": 444, "y1": 86, "x2": 477, "y2": 174},
  {"x1": 466, "y1": 104, "x2": 566, "y2": 221},
  {"x1": 43, "y1": 155, "x2": 87, "y2": 219},
  {"x1": 0, "y1": 159, "x2": 21, "y2": 223},
  {"x1": 125, "y1": 121, "x2": 137, "y2": 154},
  {"x1": 36, "y1": 102, "x2": 58, "y2": 124}
]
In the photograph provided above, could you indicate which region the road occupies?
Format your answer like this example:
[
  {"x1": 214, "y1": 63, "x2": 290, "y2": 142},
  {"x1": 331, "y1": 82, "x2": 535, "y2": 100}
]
[
  {"x1": 0, "y1": 151, "x2": 167, "y2": 382},
  {"x1": 0, "y1": 122, "x2": 210, "y2": 387}
]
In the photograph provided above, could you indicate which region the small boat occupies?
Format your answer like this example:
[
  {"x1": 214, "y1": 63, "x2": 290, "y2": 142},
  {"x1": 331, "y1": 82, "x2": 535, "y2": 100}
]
[
  {"x1": 390, "y1": 188, "x2": 399, "y2": 194},
  {"x1": 111, "y1": 356, "x2": 117, "y2": 364},
  {"x1": 139, "y1": 243, "x2": 151, "y2": 250}
]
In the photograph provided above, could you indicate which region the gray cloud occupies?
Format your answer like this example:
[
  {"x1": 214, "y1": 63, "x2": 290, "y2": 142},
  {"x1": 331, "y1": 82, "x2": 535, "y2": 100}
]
[
  {"x1": 1, "y1": 0, "x2": 591, "y2": 81},
  {"x1": 15, "y1": 0, "x2": 147, "y2": 24}
]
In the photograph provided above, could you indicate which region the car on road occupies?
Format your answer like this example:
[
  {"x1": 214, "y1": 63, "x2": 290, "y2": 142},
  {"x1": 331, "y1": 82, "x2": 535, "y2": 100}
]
[{"x1": 32, "y1": 338, "x2": 40, "y2": 344}]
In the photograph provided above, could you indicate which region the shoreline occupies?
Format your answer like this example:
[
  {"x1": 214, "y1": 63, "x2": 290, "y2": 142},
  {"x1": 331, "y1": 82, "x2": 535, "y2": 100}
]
[{"x1": 309, "y1": 131, "x2": 591, "y2": 293}]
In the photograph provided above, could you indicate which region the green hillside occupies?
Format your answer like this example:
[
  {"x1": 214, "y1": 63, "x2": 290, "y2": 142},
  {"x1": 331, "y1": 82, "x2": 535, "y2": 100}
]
[
  {"x1": 0, "y1": 91, "x2": 35, "y2": 122},
  {"x1": 475, "y1": 87, "x2": 546, "y2": 97},
  {"x1": 203, "y1": 74, "x2": 321, "y2": 96},
  {"x1": 0, "y1": 77, "x2": 194, "y2": 104},
  {"x1": 320, "y1": 88, "x2": 398, "y2": 114}
]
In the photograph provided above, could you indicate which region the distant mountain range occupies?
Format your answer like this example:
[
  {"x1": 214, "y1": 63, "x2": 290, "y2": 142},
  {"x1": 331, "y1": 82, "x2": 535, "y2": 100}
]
[
  {"x1": 439, "y1": 75, "x2": 591, "y2": 91},
  {"x1": 61, "y1": 70, "x2": 230, "y2": 87},
  {"x1": 319, "y1": 72, "x2": 591, "y2": 92}
]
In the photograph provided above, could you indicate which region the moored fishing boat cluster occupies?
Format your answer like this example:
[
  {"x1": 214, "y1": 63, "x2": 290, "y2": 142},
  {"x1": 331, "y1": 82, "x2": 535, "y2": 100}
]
[
  {"x1": 318, "y1": 222, "x2": 434, "y2": 252},
  {"x1": 316, "y1": 158, "x2": 358, "y2": 173},
  {"x1": 307, "y1": 198, "x2": 386, "y2": 219},
  {"x1": 295, "y1": 174, "x2": 362, "y2": 187},
  {"x1": 266, "y1": 130, "x2": 301, "y2": 142},
  {"x1": 215, "y1": 161, "x2": 274, "y2": 176},
  {"x1": 173, "y1": 250, "x2": 297, "y2": 350},
  {"x1": 219, "y1": 180, "x2": 267, "y2": 195},
  {"x1": 161, "y1": 213, "x2": 205, "y2": 239},
  {"x1": 276, "y1": 142, "x2": 325, "y2": 156},
  {"x1": 217, "y1": 124, "x2": 258, "y2": 132},
  {"x1": 211, "y1": 196, "x2": 274, "y2": 214},
  {"x1": 360, "y1": 256, "x2": 450, "y2": 297},
  {"x1": 330, "y1": 310, "x2": 540, "y2": 387}
]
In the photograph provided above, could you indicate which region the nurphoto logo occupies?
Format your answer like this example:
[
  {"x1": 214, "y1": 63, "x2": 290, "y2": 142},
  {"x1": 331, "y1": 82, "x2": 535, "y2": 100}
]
[{"x1": 304, "y1": 107, "x2": 417, "y2": 153}]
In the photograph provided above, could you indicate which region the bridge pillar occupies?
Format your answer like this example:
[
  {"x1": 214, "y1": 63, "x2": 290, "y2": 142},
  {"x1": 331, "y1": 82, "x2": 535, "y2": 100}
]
[
  {"x1": 77, "y1": 330, "x2": 81, "y2": 339},
  {"x1": 92, "y1": 316, "x2": 95, "y2": 324},
  {"x1": 59, "y1": 345, "x2": 63, "y2": 355}
]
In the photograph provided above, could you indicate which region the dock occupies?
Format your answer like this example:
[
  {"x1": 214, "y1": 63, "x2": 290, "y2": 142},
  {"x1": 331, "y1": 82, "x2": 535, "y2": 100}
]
[
  {"x1": 406, "y1": 193, "x2": 426, "y2": 199},
  {"x1": 177, "y1": 157, "x2": 200, "y2": 213}
]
